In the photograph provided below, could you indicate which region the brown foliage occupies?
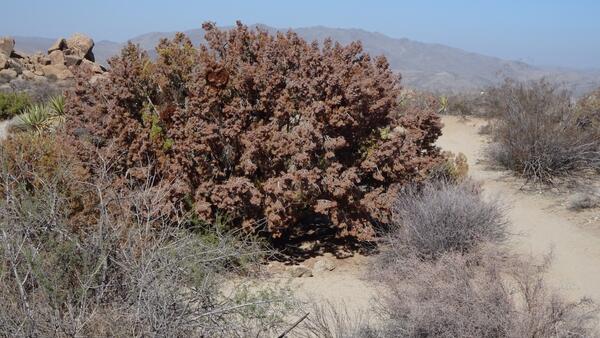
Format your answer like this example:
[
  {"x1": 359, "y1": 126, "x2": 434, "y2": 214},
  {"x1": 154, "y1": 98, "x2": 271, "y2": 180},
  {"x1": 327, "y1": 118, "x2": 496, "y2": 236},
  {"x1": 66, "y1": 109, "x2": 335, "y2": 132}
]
[{"x1": 64, "y1": 22, "x2": 442, "y2": 240}]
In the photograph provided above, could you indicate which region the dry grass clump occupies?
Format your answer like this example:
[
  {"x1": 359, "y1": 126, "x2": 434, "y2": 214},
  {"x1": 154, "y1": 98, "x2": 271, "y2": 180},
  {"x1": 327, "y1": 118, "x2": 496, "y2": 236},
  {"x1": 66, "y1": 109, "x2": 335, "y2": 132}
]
[
  {"x1": 439, "y1": 92, "x2": 486, "y2": 116},
  {"x1": 389, "y1": 179, "x2": 507, "y2": 259},
  {"x1": 294, "y1": 300, "x2": 379, "y2": 338},
  {"x1": 428, "y1": 150, "x2": 469, "y2": 183},
  {"x1": 568, "y1": 190, "x2": 600, "y2": 210},
  {"x1": 485, "y1": 80, "x2": 600, "y2": 183}
]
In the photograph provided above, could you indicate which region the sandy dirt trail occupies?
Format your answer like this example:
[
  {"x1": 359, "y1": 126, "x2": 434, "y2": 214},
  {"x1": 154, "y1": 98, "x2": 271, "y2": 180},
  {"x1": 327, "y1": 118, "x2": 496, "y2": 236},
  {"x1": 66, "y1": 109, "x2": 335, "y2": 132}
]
[{"x1": 437, "y1": 116, "x2": 600, "y2": 302}]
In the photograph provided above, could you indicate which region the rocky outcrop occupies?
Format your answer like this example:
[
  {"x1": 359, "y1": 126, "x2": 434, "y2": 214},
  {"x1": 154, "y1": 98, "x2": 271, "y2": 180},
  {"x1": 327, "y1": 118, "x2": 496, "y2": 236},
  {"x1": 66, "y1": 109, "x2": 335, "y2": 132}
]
[
  {"x1": 0, "y1": 33, "x2": 106, "y2": 89},
  {"x1": 0, "y1": 37, "x2": 15, "y2": 56},
  {"x1": 65, "y1": 33, "x2": 95, "y2": 61}
]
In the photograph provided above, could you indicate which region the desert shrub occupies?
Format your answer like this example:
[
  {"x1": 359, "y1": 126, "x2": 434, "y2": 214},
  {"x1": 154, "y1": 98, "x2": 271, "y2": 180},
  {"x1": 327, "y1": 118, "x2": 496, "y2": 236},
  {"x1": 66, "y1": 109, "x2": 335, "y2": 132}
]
[
  {"x1": 48, "y1": 95, "x2": 66, "y2": 116},
  {"x1": 436, "y1": 92, "x2": 486, "y2": 116},
  {"x1": 0, "y1": 132, "x2": 296, "y2": 337},
  {"x1": 388, "y1": 180, "x2": 507, "y2": 259},
  {"x1": 428, "y1": 150, "x2": 469, "y2": 183},
  {"x1": 0, "y1": 91, "x2": 31, "y2": 120},
  {"x1": 12, "y1": 95, "x2": 66, "y2": 133},
  {"x1": 64, "y1": 21, "x2": 443, "y2": 241},
  {"x1": 295, "y1": 300, "x2": 379, "y2": 338},
  {"x1": 478, "y1": 122, "x2": 493, "y2": 135},
  {"x1": 575, "y1": 87, "x2": 600, "y2": 133},
  {"x1": 372, "y1": 248, "x2": 598, "y2": 337},
  {"x1": 568, "y1": 191, "x2": 600, "y2": 210},
  {"x1": 485, "y1": 80, "x2": 600, "y2": 183}
]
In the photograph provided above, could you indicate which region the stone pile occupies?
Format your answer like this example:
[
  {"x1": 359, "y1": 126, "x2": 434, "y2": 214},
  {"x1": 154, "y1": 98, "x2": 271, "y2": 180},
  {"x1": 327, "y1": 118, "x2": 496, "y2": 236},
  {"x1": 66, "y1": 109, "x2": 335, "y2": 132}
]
[{"x1": 0, "y1": 33, "x2": 106, "y2": 87}]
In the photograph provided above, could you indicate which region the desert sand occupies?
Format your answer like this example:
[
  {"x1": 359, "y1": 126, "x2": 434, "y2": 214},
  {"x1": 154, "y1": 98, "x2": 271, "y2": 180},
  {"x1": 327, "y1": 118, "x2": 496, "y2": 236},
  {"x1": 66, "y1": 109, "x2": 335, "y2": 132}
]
[{"x1": 439, "y1": 116, "x2": 600, "y2": 302}]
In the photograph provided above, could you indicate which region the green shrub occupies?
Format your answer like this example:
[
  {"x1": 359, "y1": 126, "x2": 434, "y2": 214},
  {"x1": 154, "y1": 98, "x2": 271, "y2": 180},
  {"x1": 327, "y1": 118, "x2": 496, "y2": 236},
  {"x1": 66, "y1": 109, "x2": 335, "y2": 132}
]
[
  {"x1": 0, "y1": 91, "x2": 31, "y2": 120},
  {"x1": 13, "y1": 95, "x2": 66, "y2": 133}
]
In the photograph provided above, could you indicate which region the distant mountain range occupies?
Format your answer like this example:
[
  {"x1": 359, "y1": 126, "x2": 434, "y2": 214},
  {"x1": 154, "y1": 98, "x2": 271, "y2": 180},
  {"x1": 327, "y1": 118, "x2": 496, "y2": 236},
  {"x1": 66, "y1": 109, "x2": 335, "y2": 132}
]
[{"x1": 12, "y1": 25, "x2": 600, "y2": 95}]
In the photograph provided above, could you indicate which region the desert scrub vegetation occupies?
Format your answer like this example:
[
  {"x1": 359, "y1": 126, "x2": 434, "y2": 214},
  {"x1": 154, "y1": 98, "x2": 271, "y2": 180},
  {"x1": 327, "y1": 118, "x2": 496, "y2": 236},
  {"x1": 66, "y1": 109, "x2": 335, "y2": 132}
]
[
  {"x1": 371, "y1": 248, "x2": 598, "y2": 337},
  {"x1": 427, "y1": 150, "x2": 469, "y2": 183},
  {"x1": 13, "y1": 96, "x2": 66, "y2": 133},
  {"x1": 387, "y1": 179, "x2": 507, "y2": 259},
  {"x1": 438, "y1": 92, "x2": 486, "y2": 116},
  {"x1": 365, "y1": 177, "x2": 598, "y2": 337},
  {"x1": 0, "y1": 132, "x2": 297, "y2": 337},
  {"x1": 63, "y1": 21, "x2": 443, "y2": 242},
  {"x1": 0, "y1": 91, "x2": 31, "y2": 120},
  {"x1": 484, "y1": 80, "x2": 600, "y2": 183},
  {"x1": 575, "y1": 87, "x2": 600, "y2": 134}
]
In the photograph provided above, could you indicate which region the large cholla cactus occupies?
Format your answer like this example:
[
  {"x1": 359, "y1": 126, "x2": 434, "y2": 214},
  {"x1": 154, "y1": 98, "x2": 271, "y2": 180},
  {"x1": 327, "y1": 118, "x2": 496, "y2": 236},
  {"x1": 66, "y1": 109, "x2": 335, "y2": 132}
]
[{"x1": 65, "y1": 21, "x2": 442, "y2": 240}]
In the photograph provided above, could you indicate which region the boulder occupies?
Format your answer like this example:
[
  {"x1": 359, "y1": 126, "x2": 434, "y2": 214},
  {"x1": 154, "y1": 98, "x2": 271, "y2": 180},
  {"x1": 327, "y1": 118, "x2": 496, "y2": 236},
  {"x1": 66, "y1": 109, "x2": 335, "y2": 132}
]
[
  {"x1": 66, "y1": 33, "x2": 94, "y2": 61},
  {"x1": 81, "y1": 59, "x2": 105, "y2": 73},
  {"x1": 42, "y1": 64, "x2": 73, "y2": 80},
  {"x1": 39, "y1": 56, "x2": 51, "y2": 65},
  {"x1": 48, "y1": 50, "x2": 65, "y2": 65},
  {"x1": 0, "y1": 68, "x2": 18, "y2": 83},
  {"x1": 21, "y1": 69, "x2": 45, "y2": 81},
  {"x1": 64, "y1": 54, "x2": 82, "y2": 67},
  {"x1": 0, "y1": 37, "x2": 15, "y2": 56},
  {"x1": 0, "y1": 53, "x2": 8, "y2": 69},
  {"x1": 48, "y1": 38, "x2": 66, "y2": 53},
  {"x1": 7, "y1": 59, "x2": 23, "y2": 74},
  {"x1": 313, "y1": 258, "x2": 336, "y2": 273},
  {"x1": 10, "y1": 50, "x2": 25, "y2": 59},
  {"x1": 288, "y1": 265, "x2": 313, "y2": 278}
]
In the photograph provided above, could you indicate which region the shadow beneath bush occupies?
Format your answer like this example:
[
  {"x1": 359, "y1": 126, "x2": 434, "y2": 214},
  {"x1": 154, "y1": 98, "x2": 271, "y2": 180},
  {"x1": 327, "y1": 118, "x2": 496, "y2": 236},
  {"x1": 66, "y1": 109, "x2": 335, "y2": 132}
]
[{"x1": 269, "y1": 215, "x2": 379, "y2": 264}]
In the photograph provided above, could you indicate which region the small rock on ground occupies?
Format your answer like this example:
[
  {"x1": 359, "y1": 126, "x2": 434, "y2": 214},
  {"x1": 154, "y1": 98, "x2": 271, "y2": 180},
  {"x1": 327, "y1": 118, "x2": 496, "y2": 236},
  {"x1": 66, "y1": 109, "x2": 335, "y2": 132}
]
[
  {"x1": 313, "y1": 258, "x2": 336, "y2": 272},
  {"x1": 288, "y1": 265, "x2": 313, "y2": 278}
]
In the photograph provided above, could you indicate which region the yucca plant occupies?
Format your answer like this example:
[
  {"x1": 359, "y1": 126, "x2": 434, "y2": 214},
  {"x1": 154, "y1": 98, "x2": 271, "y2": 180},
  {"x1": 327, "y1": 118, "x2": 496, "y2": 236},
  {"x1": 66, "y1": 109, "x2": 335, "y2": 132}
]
[
  {"x1": 48, "y1": 95, "x2": 66, "y2": 125},
  {"x1": 14, "y1": 95, "x2": 67, "y2": 133},
  {"x1": 17, "y1": 104, "x2": 54, "y2": 133},
  {"x1": 48, "y1": 95, "x2": 65, "y2": 116}
]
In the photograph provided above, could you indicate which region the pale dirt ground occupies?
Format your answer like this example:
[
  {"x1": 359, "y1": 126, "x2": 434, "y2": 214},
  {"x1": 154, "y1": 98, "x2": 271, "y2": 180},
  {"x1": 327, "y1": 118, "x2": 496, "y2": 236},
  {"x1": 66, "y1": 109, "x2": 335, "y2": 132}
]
[
  {"x1": 265, "y1": 252, "x2": 380, "y2": 316},
  {"x1": 0, "y1": 120, "x2": 10, "y2": 140},
  {"x1": 438, "y1": 116, "x2": 600, "y2": 302},
  {"x1": 268, "y1": 115, "x2": 600, "y2": 316}
]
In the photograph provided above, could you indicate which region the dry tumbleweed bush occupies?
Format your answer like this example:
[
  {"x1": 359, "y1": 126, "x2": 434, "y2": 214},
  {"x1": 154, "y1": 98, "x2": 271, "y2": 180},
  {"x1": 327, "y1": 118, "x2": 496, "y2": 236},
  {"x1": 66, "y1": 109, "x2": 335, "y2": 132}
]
[
  {"x1": 64, "y1": 21, "x2": 443, "y2": 241},
  {"x1": 485, "y1": 80, "x2": 600, "y2": 183}
]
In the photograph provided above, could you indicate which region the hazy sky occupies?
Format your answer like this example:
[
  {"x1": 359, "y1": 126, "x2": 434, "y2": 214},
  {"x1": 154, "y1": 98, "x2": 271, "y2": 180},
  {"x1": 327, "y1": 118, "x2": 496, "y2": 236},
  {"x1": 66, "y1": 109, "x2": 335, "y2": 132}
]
[{"x1": 2, "y1": 0, "x2": 600, "y2": 69}]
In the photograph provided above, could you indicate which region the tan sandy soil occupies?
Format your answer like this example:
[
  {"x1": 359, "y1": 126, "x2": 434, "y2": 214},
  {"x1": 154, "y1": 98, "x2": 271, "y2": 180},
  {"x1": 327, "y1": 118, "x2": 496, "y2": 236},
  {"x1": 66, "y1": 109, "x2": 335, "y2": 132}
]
[
  {"x1": 437, "y1": 116, "x2": 600, "y2": 302},
  {"x1": 265, "y1": 252, "x2": 380, "y2": 314}
]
